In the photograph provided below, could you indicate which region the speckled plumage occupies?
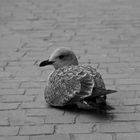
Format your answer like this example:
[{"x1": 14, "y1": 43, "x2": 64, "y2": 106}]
[
  {"x1": 44, "y1": 65, "x2": 105, "y2": 106},
  {"x1": 40, "y1": 47, "x2": 117, "y2": 111}
]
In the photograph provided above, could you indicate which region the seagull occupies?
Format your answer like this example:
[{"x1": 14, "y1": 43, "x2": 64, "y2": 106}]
[{"x1": 40, "y1": 47, "x2": 117, "y2": 111}]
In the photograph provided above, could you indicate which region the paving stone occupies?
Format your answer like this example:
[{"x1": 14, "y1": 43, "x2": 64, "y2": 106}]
[
  {"x1": 103, "y1": 73, "x2": 129, "y2": 79},
  {"x1": 31, "y1": 134, "x2": 71, "y2": 140},
  {"x1": 0, "y1": 89, "x2": 25, "y2": 95},
  {"x1": 0, "y1": 136, "x2": 29, "y2": 140},
  {"x1": 25, "y1": 89, "x2": 44, "y2": 95},
  {"x1": 72, "y1": 134, "x2": 112, "y2": 140},
  {"x1": 1, "y1": 0, "x2": 140, "y2": 139},
  {"x1": 26, "y1": 109, "x2": 64, "y2": 117},
  {"x1": 111, "y1": 106, "x2": 135, "y2": 113},
  {"x1": 108, "y1": 91, "x2": 136, "y2": 99},
  {"x1": 116, "y1": 79, "x2": 140, "y2": 85},
  {"x1": 8, "y1": 110, "x2": 26, "y2": 125},
  {"x1": 8, "y1": 111, "x2": 44, "y2": 126},
  {"x1": 134, "y1": 122, "x2": 140, "y2": 131},
  {"x1": 23, "y1": 117, "x2": 44, "y2": 125},
  {"x1": 0, "y1": 82, "x2": 19, "y2": 89},
  {"x1": 117, "y1": 85, "x2": 140, "y2": 91},
  {"x1": 0, "y1": 95, "x2": 35, "y2": 103},
  {"x1": 117, "y1": 133, "x2": 140, "y2": 140},
  {"x1": 0, "y1": 103, "x2": 19, "y2": 110},
  {"x1": 0, "y1": 51, "x2": 24, "y2": 61},
  {"x1": 20, "y1": 82, "x2": 42, "y2": 88},
  {"x1": 136, "y1": 106, "x2": 140, "y2": 112},
  {"x1": 123, "y1": 98, "x2": 140, "y2": 106},
  {"x1": 19, "y1": 125, "x2": 54, "y2": 135},
  {"x1": 95, "y1": 122, "x2": 136, "y2": 133},
  {"x1": 45, "y1": 113, "x2": 76, "y2": 124},
  {"x1": 0, "y1": 117, "x2": 9, "y2": 126},
  {"x1": 56, "y1": 124, "x2": 93, "y2": 134},
  {"x1": 114, "y1": 113, "x2": 140, "y2": 121},
  {"x1": 76, "y1": 112, "x2": 112, "y2": 123},
  {"x1": 0, "y1": 35, "x2": 21, "y2": 50},
  {"x1": 0, "y1": 127, "x2": 19, "y2": 136},
  {"x1": 21, "y1": 102, "x2": 47, "y2": 109}
]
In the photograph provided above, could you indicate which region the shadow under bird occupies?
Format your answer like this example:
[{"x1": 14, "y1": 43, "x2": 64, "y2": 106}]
[{"x1": 39, "y1": 48, "x2": 117, "y2": 111}]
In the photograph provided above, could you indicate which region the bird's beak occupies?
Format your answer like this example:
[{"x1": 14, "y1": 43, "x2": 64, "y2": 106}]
[{"x1": 39, "y1": 59, "x2": 54, "y2": 67}]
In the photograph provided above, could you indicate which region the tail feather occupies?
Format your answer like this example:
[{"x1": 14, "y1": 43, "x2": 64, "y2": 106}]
[{"x1": 91, "y1": 87, "x2": 117, "y2": 98}]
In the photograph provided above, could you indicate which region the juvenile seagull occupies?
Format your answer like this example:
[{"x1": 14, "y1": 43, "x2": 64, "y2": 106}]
[{"x1": 40, "y1": 48, "x2": 117, "y2": 111}]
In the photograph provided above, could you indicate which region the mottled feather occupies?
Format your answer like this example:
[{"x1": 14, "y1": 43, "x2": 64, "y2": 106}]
[
  {"x1": 44, "y1": 65, "x2": 105, "y2": 106},
  {"x1": 40, "y1": 47, "x2": 117, "y2": 111}
]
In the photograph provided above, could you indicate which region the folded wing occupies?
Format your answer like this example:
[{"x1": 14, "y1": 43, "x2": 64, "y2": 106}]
[{"x1": 44, "y1": 66, "x2": 94, "y2": 106}]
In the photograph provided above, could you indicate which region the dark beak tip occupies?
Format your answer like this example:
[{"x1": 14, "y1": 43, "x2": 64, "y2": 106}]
[
  {"x1": 39, "y1": 60, "x2": 54, "y2": 67},
  {"x1": 39, "y1": 61, "x2": 48, "y2": 67},
  {"x1": 39, "y1": 62, "x2": 44, "y2": 67}
]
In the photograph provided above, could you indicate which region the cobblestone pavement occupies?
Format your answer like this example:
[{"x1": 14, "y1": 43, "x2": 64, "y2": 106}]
[{"x1": 0, "y1": 0, "x2": 140, "y2": 139}]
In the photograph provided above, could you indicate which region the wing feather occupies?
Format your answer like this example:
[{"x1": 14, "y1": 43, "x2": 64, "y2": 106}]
[{"x1": 44, "y1": 66, "x2": 94, "y2": 106}]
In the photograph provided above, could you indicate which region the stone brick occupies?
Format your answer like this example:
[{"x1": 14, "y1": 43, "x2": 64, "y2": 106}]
[
  {"x1": 81, "y1": 55, "x2": 119, "y2": 63},
  {"x1": 12, "y1": 8, "x2": 35, "y2": 21},
  {"x1": 136, "y1": 106, "x2": 140, "y2": 112},
  {"x1": 1, "y1": 0, "x2": 140, "y2": 139},
  {"x1": 117, "y1": 133, "x2": 140, "y2": 140},
  {"x1": 1, "y1": 110, "x2": 43, "y2": 126},
  {"x1": 56, "y1": 124, "x2": 93, "y2": 134},
  {"x1": 104, "y1": 79, "x2": 114, "y2": 85},
  {"x1": 23, "y1": 117, "x2": 44, "y2": 125},
  {"x1": 0, "y1": 35, "x2": 21, "y2": 50},
  {"x1": 136, "y1": 91, "x2": 140, "y2": 97},
  {"x1": 19, "y1": 125, "x2": 54, "y2": 135},
  {"x1": 21, "y1": 102, "x2": 47, "y2": 109},
  {"x1": 108, "y1": 91, "x2": 136, "y2": 99},
  {"x1": 76, "y1": 113, "x2": 111, "y2": 123},
  {"x1": 72, "y1": 134, "x2": 112, "y2": 140},
  {"x1": 15, "y1": 66, "x2": 41, "y2": 78},
  {"x1": 9, "y1": 114, "x2": 44, "y2": 126},
  {"x1": 7, "y1": 20, "x2": 31, "y2": 30},
  {"x1": 117, "y1": 85, "x2": 140, "y2": 91},
  {"x1": 114, "y1": 113, "x2": 140, "y2": 121},
  {"x1": 34, "y1": 94, "x2": 45, "y2": 103},
  {"x1": 116, "y1": 79, "x2": 140, "y2": 85},
  {"x1": 31, "y1": 134, "x2": 71, "y2": 140},
  {"x1": 0, "y1": 117, "x2": 9, "y2": 126},
  {"x1": 0, "y1": 82, "x2": 19, "y2": 89},
  {"x1": 0, "y1": 51, "x2": 24, "y2": 61},
  {"x1": 108, "y1": 66, "x2": 135, "y2": 74},
  {"x1": 0, "y1": 89, "x2": 25, "y2": 95},
  {"x1": 45, "y1": 113, "x2": 76, "y2": 124},
  {"x1": 123, "y1": 98, "x2": 140, "y2": 106},
  {"x1": 26, "y1": 109, "x2": 63, "y2": 117},
  {"x1": 0, "y1": 103, "x2": 19, "y2": 110},
  {"x1": 95, "y1": 122, "x2": 136, "y2": 133},
  {"x1": 0, "y1": 95, "x2": 34, "y2": 103},
  {"x1": 0, "y1": 127, "x2": 19, "y2": 136},
  {"x1": 100, "y1": 63, "x2": 130, "y2": 69},
  {"x1": 103, "y1": 73, "x2": 129, "y2": 79},
  {"x1": 20, "y1": 82, "x2": 42, "y2": 88},
  {"x1": 8, "y1": 61, "x2": 35, "y2": 67},
  {"x1": 8, "y1": 110, "x2": 26, "y2": 126},
  {"x1": 120, "y1": 56, "x2": 140, "y2": 62},
  {"x1": 25, "y1": 89, "x2": 44, "y2": 95},
  {"x1": 112, "y1": 106, "x2": 135, "y2": 113},
  {"x1": 0, "y1": 136, "x2": 29, "y2": 140}
]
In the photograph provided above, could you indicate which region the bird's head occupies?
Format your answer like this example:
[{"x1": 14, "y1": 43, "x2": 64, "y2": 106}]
[{"x1": 39, "y1": 47, "x2": 78, "y2": 69}]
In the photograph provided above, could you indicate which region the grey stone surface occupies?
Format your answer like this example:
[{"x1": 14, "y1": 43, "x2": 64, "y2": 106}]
[{"x1": 0, "y1": 0, "x2": 140, "y2": 139}]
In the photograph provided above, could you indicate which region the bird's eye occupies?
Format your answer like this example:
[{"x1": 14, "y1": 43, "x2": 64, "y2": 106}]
[{"x1": 59, "y1": 55, "x2": 65, "y2": 59}]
